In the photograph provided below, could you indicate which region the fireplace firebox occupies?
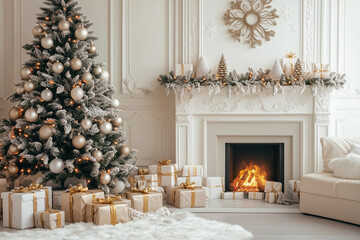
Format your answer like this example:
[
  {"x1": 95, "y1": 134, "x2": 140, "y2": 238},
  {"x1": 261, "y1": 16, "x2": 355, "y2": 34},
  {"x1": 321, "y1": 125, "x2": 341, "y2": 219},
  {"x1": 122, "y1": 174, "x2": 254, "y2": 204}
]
[{"x1": 225, "y1": 143, "x2": 284, "y2": 192}]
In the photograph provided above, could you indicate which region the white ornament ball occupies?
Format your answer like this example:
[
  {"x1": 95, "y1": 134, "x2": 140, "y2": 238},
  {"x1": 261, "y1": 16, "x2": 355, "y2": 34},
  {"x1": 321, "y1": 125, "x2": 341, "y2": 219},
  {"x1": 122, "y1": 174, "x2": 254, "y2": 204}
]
[
  {"x1": 88, "y1": 43, "x2": 97, "y2": 53},
  {"x1": 120, "y1": 146, "x2": 130, "y2": 156},
  {"x1": 100, "y1": 70, "x2": 110, "y2": 82},
  {"x1": 81, "y1": 118, "x2": 92, "y2": 130},
  {"x1": 20, "y1": 67, "x2": 32, "y2": 80},
  {"x1": 8, "y1": 144, "x2": 19, "y2": 154},
  {"x1": 9, "y1": 107, "x2": 22, "y2": 120},
  {"x1": 25, "y1": 108, "x2": 38, "y2": 122},
  {"x1": 24, "y1": 81, "x2": 35, "y2": 92},
  {"x1": 111, "y1": 178, "x2": 125, "y2": 194},
  {"x1": 110, "y1": 98, "x2": 120, "y2": 108},
  {"x1": 72, "y1": 134, "x2": 86, "y2": 149},
  {"x1": 92, "y1": 150, "x2": 103, "y2": 162},
  {"x1": 32, "y1": 25, "x2": 44, "y2": 38},
  {"x1": 16, "y1": 86, "x2": 25, "y2": 95},
  {"x1": 58, "y1": 19, "x2": 70, "y2": 31},
  {"x1": 39, "y1": 125, "x2": 53, "y2": 140},
  {"x1": 49, "y1": 158, "x2": 65, "y2": 174},
  {"x1": 75, "y1": 26, "x2": 88, "y2": 40},
  {"x1": 82, "y1": 72, "x2": 92, "y2": 83},
  {"x1": 70, "y1": 57, "x2": 82, "y2": 71},
  {"x1": 8, "y1": 165, "x2": 19, "y2": 175},
  {"x1": 93, "y1": 66, "x2": 102, "y2": 75},
  {"x1": 100, "y1": 172, "x2": 111, "y2": 185},
  {"x1": 41, "y1": 88, "x2": 53, "y2": 101},
  {"x1": 99, "y1": 121, "x2": 112, "y2": 135},
  {"x1": 112, "y1": 116, "x2": 123, "y2": 126},
  {"x1": 41, "y1": 36, "x2": 53, "y2": 49},
  {"x1": 71, "y1": 87, "x2": 84, "y2": 101},
  {"x1": 52, "y1": 61, "x2": 64, "y2": 74}
]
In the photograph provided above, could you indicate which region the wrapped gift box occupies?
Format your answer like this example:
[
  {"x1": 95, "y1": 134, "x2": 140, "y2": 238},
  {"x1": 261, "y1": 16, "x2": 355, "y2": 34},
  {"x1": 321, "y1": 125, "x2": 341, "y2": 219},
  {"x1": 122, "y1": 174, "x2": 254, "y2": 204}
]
[
  {"x1": 202, "y1": 187, "x2": 210, "y2": 200},
  {"x1": 126, "y1": 190, "x2": 163, "y2": 213},
  {"x1": 264, "y1": 181, "x2": 282, "y2": 193},
  {"x1": 61, "y1": 185, "x2": 104, "y2": 223},
  {"x1": 313, "y1": 63, "x2": 330, "y2": 78},
  {"x1": 204, "y1": 177, "x2": 224, "y2": 199},
  {"x1": 148, "y1": 161, "x2": 178, "y2": 187},
  {"x1": 0, "y1": 178, "x2": 8, "y2": 219},
  {"x1": 134, "y1": 174, "x2": 158, "y2": 189},
  {"x1": 177, "y1": 176, "x2": 202, "y2": 187},
  {"x1": 181, "y1": 165, "x2": 203, "y2": 177},
  {"x1": 28, "y1": 183, "x2": 52, "y2": 209},
  {"x1": 175, "y1": 64, "x2": 193, "y2": 76},
  {"x1": 222, "y1": 192, "x2": 244, "y2": 199},
  {"x1": 34, "y1": 209, "x2": 65, "y2": 229},
  {"x1": 1, "y1": 188, "x2": 46, "y2": 229},
  {"x1": 166, "y1": 186, "x2": 206, "y2": 208},
  {"x1": 283, "y1": 180, "x2": 301, "y2": 203},
  {"x1": 265, "y1": 192, "x2": 278, "y2": 204},
  {"x1": 248, "y1": 192, "x2": 264, "y2": 200},
  {"x1": 85, "y1": 198, "x2": 129, "y2": 225}
]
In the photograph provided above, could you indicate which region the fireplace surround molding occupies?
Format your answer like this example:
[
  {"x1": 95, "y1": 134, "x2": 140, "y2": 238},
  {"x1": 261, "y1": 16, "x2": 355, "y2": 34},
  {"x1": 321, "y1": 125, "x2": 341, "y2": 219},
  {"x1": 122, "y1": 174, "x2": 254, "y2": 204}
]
[{"x1": 175, "y1": 86, "x2": 334, "y2": 181}]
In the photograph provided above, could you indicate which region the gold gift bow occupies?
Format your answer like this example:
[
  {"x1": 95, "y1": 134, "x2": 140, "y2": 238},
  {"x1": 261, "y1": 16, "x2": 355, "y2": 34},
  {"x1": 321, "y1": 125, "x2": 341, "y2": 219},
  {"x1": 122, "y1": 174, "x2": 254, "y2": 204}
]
[
  {"x1": 92, "y1": 196, "x2": 122, "y2": 225},
  {"x1": 40, "y1": 209, "x2": 62, "y2": 229},
  {"x1": 9, "y1": 187, "x2": 38, "y2": 228},
  {"x1": 29, "y1": 183, "x2": 49, "y2": 209},
  {"x1": 313, "y1": 63, "x2": 329, "y2": 79},
  {"x1": 138, "y1": 168, "x2": 149, "y2": 175},
  {"x1": 172, "y1": 182, "x2": 201, "y2": 207},
  {"x1": 130, "y1": 187, "x2": 156, "y2": 212},
  {"x1": 67, "y1": 184, "x2": 89, "y2": 223},
  {"x1": 157, "y1": 159, "x2": 178, "y2": 186}
]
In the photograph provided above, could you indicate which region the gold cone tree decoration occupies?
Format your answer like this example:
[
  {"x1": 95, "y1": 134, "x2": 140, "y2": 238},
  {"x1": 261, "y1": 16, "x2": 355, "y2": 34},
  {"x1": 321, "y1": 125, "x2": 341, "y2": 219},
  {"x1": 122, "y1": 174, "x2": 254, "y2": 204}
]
[
  {"x1": 217, "y1": 54, "x2": 228, "y2": 80},
  {"x1": 293, "y1": 58, "x2": 303, "y2": 80}
]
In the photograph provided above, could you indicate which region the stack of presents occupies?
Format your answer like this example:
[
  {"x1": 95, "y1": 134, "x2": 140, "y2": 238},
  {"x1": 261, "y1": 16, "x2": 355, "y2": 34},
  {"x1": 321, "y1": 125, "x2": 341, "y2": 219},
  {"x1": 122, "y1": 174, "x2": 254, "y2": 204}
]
[{"x1": 0, "y1": 159, "x2": 300, "y2": 230}]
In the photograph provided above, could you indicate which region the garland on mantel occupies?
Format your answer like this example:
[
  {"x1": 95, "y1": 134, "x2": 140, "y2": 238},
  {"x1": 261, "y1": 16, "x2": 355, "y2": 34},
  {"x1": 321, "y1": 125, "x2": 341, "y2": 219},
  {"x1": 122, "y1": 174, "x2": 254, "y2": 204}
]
[{"x1": 158, "y1": 69, "x2": 346, "y2": 99}]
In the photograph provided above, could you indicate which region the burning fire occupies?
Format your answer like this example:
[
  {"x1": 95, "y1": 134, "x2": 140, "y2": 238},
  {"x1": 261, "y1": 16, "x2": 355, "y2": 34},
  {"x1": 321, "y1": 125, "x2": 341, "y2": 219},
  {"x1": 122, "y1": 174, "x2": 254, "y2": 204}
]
[{"x1": 230, "y1": 162, "x2": 267, "y2": 192}]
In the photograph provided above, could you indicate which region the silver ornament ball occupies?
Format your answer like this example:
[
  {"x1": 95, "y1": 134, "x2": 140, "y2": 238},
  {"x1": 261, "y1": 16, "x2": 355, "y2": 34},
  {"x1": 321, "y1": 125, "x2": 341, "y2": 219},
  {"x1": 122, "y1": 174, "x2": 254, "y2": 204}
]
[
  {"x1": 24, "y1": 81, "x2": 35, "y2": 92},
  {"x1": 71, "y1": 87, "x2": 84, "y2": 101},
  {"x1": 8, "y1": 144, "x2": 19, "y2": 154},
  {"x1": 120, "y1": 146, "x2": 130, "y2": 156},
  {"x1": 81, "y1": 118, "x2": 92, "y2": 130},
  {"x1": 75, "y1": 26, "x2": 88, "y2": 40},
  {"x1": 32, "y1": 25, "x2": 44, "y2": 38},
  {"x1": 16, "y1": 86, "x2": 25, "y2": 95},
  {"x1": 39, "y1": 125, "x2": 53, "y2": 140},
  {"x1": 100, "y1": 70, "x2": 110, "y2": 82},
  {"x1": 20, "y1": 67, "x2": 32, "y2": 80},
  {"x1": 111, "y1": 178, "x2": 125, "y2": 194},
  {"x1": 41, "y1": 36, "x2": 53, "y2": 49},
  {"x1": 41, "y1": 88, "x2": 53, "y2": 101},
  {"x1": 100, "y1": 172, "x2": 111, "y2": 185},
  {"x1": 52, "y1": 61, "x2": 64, "y2": 74},
  {"x1": 112, "y1": 116, "x2": 123, "y2": 126},
  {"x1": 24, "y1": 108, "x2": 38, "y2": 122},
  {"x1": 82, "y1": 72, "x2": 92, "y2": 83},
  {"x1": 93, "y1": 66, "x2": 102, "y2": 75},
  {"x1": 72, "y1": 134, "x2": 86, "y2": 149},
  {"x1": 110, "y1": 98, "x2": 120, "y2": 108},
  {"x1": 49, "y1": 158, "x2": 65, "y2": 174},
  {"x1": 8, "y1": 165, "x2": 19, "y2": 175},
  {"x1": 92, "y1": 150, "x2": 103, "y2": 162},
  {"x1": 99, "y1": 121, "x2": 112, "y2": 135},
  {"x1": 70, "y1": 57, "x2": 82, "y2": 71},
  {"x1": 58, "y1": 19, "x2": 70, "y2": 31},
  {"x1": 88, "y1": 44, "x2": 97, "y2": 53},
  {"x1": 9, "y1": 107, "x2": 22, "y2": 120}
]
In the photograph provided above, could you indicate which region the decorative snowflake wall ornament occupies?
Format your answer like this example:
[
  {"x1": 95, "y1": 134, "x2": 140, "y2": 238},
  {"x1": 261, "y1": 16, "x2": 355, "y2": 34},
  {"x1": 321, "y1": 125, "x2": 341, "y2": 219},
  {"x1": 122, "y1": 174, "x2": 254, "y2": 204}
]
[{"x1": 223, "y1": 0, "x2": 279, "y2": 48}]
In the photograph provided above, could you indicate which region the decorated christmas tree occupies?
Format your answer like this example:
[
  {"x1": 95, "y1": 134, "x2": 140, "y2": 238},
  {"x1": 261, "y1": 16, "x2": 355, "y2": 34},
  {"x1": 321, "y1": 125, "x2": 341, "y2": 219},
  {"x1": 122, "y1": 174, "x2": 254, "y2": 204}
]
[
  {"x1": 0, "y1": 0, "x2": 137, "y2": 193},
  {"x1": 293, "y1": 58, "x2": 303, "y2": 80},
  {"x1": 217, "y1": 54, "x2": 228, "y2": 80}
]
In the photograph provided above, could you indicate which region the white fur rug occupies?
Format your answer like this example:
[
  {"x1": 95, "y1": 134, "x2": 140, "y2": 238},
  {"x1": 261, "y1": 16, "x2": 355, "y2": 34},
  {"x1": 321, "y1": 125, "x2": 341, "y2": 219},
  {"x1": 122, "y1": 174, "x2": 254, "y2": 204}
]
[{"x1": 0, "y1": 210, "x2": 253, "y2": 240}]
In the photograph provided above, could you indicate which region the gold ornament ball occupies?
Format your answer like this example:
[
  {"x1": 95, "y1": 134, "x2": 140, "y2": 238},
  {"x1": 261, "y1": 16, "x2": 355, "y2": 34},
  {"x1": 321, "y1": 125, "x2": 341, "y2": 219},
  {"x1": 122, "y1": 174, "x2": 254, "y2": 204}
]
[
  {"x1": 75, "y1": 26, "x2": 88, "y2": 40},
  {"x1": 70, "y1": 57, "x2": 82, "y2": 71},
  {"x1": 49, "y1": 157, "x2": 65, "y2": 174},
  {"x1": 92, "y1": 149, "x2": 103, "y2": 162},
  {"x1": 71, "y1": 86, "x2": 84, "y2": 101},
  {"x1": 99, "y1": 121, "x2": 112, "y2": 135},
  {"x1": 72, "y1": 134, "x2": 86, "y2": 149},
  {"x1": 24, "y1": 108, "x2": 38, "y2": 122},
  {"x1": 100, "y1": 172, "x2": 111, "y2": 185},
  {"x1": 41, "y1": 36, "x2": 54, "y2": 49},
  {"x1": 52, "y1": 61, "x2": 64, "y2": 74},
  {"x1": 120, "y1": 146, "x2": 130, "y2": 156},
  {"x1": 8, "y1": 165, "x2": 19, "y2": 175},
  {"x1": 93, "y1": 66, "x2": 102, "y2": 75},
  {"x1": 88, "y1": 43, "x2": 97, "y2": 53},
  {"x1": 39, "y1": 125, "x2": 53, "y2": 140},
  {"x1": 16, "y1": 86, "x2": 25, "y2": 95},
  {"x1": 81, "y1": 118, "x2": 92, "y2": 130},
  {"x1": 58, "y1": 19, "x2": 70, "y2": 31},
  {"x1": 112, "y1": 116, "x2": 123, "y2": 126},
  {"x1": 110, "y1": 98, "x2": 120, "y2": 108},
  {"x1": 82, "y1": 72, "x2": 92, "y2": 83},
  {"x1": 9, "y1": 107, "x2": 22, "y2": 120},
  {"x1": 24, "y1": 81, "x2": 35, "y2": 92},
  {"x1": 111, "y1": 178, "x2": 125, "y2": 194},
  {"x1": 32, "y1": 25, "x2": 44, "y2": 38},
  {"x1": 20, "y1": 67, "x2": 32, "y2": 80},
  {"x1": 8, "y1": 144, "x2": 19, "y2": 155},
  {"x1": 41, "y1": 88, "x2": 53, "y2": 101},
  {"x1": 100, "y1": 70, "x2": 110, "y2": 82}
]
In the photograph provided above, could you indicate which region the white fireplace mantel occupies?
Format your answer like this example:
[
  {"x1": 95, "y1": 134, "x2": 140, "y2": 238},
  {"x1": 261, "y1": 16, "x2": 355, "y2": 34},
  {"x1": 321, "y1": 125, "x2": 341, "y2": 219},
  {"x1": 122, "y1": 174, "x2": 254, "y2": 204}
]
[{"x1": 175, "y1": 86, "x2": 334, "y2": 181}]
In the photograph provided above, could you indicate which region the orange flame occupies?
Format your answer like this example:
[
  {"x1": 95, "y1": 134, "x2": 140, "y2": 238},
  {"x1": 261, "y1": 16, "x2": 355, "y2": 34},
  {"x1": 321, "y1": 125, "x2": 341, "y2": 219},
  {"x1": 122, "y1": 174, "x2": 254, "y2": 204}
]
[{"x1": 230, "y1": 162, "x2": 267, "y2": 192}]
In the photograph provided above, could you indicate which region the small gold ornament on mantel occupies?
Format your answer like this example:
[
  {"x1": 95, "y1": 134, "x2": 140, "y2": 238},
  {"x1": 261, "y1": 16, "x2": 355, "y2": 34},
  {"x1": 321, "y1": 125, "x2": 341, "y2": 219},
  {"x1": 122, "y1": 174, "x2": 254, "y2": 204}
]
[
  {"x1": 217, "y1": 54, "x2": 228, "y2": 80},
  {"x1": 283, "y1": 51, "x2": 297, "y2": 76}
]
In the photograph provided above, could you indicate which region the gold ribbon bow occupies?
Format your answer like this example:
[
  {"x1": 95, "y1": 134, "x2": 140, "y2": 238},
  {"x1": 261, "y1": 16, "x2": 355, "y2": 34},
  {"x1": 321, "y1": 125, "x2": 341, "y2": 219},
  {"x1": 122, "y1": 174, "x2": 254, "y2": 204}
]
[
  {"x1": 130, "y1": 187, "x2": 154, "y2": 194},
  {"x1": 158, "y1": 159, "x2": 172, "y2": 165},
  {"x1": 29, "y1": 183, "x2": 50, "y2": 209},
  {"x1": 285, "y1": 51, "x2": 297, "y2": 59},
  {"x1": 67, "y1": 184, "x2": 89, "y2": 223},
  {"x1": 11, "y1": 186, "x2": 29, "y2": 193},
  {"x1": 179, "y1": 182, "x2": 200, "y2": 190},
  {"x1": 40, "y1": 209, "x2": 62, "y2": 229},
  {"x1": 93, "y1": 196, "x2": 121, "y2": 205},
  {"x1": 138, "y1": 168, "x2": 149, "y2": 175}
]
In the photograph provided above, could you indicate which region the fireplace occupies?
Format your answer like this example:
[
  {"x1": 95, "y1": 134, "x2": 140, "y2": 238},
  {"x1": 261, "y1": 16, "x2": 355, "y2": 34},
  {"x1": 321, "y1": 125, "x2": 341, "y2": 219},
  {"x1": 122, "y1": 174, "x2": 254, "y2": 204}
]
[{"x1": 225, "y1": 143, "x2": 284, "y2": 192}]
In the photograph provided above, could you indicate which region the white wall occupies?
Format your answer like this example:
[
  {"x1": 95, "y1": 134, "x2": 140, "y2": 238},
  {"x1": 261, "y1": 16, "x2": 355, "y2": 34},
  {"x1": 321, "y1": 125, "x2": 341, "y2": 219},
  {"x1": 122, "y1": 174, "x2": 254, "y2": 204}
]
[{"x1": 1, "y1": 0, "x2": 360, "y2": 167}]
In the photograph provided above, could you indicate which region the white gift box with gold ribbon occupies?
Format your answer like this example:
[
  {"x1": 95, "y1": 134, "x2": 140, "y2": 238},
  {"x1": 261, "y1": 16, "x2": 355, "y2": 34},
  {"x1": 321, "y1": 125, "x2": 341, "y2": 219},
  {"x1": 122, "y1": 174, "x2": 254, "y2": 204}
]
[
  {"x1": 133, "y1": 174, "x2": 158, "y2": 187},
  {"x1": 248, "y1": 192, "x2": 264, "y2": 200},
  {"x1": 126, "y1": 190, "x2": 163, "y2": 213},
  {"x1": 175, "y1": 64, "x2": 193, "y2": 76},
  {"x1": 181, "y1": 165, "x2": 203, "y2": 177},
  {"x1": 166, "y1": 186, "x2": 206, "y2": 208},
  {"x1": 222, "y1": 192, "x2": 245, "y2": 199},
  {"x1": 1, "y1": 188, "x2": 46, "y2": 229},
  {"x1": 28, "y1": 183, "x2": 52, "y2": 209},
  {"x1": 148, "y1": 160, "x2": 178, "y2": 187},
  {"x1": 264, "y1": 181, "x2": 282, "y2": 204},
  {"x1": 313, "y1": 63, "x2": 330, "y2": 78},
  {"x1": 34, "y1": 209, "x2": 65, "y2": 229},
  {"x1": 177, "y1": 176, "x2": 202, "y2": 187},
  {"x1": 204, "y1": 177, "x2": 224, "y2": 199},
  {"x1": 202, "y1": 187, "x2": 210, "y2": 200}
]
